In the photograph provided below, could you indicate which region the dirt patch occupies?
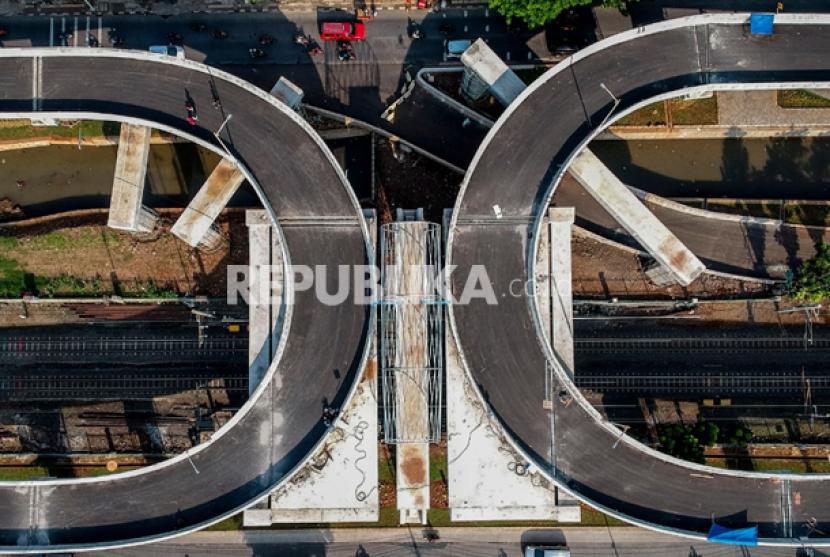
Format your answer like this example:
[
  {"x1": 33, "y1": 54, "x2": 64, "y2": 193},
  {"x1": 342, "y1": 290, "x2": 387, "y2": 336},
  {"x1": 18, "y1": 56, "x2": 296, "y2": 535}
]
[
  {"x1": 570, "y1": 230, "x2": 769, "y2": 299},
  {"x1": 0, "y1": 208, "x2": 249, "y2": 297},
  {"x1": 0, "y1": 198, "x2": 23, "y2": 222},
  {"x1": 399, "y1": 444, "x2": 427, "y2": 486},
  {"x1": 375, "y1": 137, "x2": 461, "y2": 224}
]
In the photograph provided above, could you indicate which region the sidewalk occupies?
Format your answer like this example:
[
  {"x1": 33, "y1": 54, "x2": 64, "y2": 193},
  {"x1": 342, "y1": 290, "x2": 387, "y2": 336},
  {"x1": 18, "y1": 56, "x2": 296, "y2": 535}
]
[
  {"x1": 602, "y1": 90, "x2": 830, "y2": 140},
  {"x1": 8, "y1": 0, "x2": 485, "y2": 17}
]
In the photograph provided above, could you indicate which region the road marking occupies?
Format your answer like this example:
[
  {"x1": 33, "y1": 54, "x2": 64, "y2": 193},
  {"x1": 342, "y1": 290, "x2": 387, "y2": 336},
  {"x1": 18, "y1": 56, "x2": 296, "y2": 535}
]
[
  {"x1": 527, "y1": 51, "x2": 532, "y2": 60},
  {"x1": 464, "y1": 24, "x2": 468, "y2": 32},
  {"x1": 73, "y1": 17, "x2": 78, "y2": 47},
  {"x1": 98, "y1": 16, "x2": 102, "y2": 46},
  {"x1": 485, "y1": 24, "x2": 489, "y2": 32},
  {"x1": 31, "y1": 58, "x2": 37, "y2": 111},
  {"x1": 463, "y1": 9, "x2": 467, "y2": 17},
  {"x1": 48, "y1": 17, "x2": 54, "y2": 47},
  {"x1": 506, "y1": 51, "x2": 511, "y2": 61},
  {"x1": 485, "y1": 7, "x2": 489, "y2": 17}
]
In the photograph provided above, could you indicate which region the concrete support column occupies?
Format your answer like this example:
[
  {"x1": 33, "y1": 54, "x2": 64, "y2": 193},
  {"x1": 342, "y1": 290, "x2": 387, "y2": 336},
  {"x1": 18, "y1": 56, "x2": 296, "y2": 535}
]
[
  {"x1": 569, "y1": 149, "x2": 705, "y2": 286},
  {"x1": 171, "y1": 159, "x2": 245, "y2": 249},
  {"x1": 549, "y1": 207, "x2": 575, "y2": 374},
  {"x1": 461, "y1": 39, "x2": 526, "y2": 106},
  {"x1": 108, "y1": 124, "x2": 158, "y2": 233},
  {"x1": 245, "y1": 210, "x2": 282, "y2": 396}
]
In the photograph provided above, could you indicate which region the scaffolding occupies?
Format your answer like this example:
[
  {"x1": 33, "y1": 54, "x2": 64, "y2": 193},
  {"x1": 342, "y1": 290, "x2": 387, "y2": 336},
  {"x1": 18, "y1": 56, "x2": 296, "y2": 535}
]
[{"x1": 379, "y1": 221, "x2": 444, "y2": 444}]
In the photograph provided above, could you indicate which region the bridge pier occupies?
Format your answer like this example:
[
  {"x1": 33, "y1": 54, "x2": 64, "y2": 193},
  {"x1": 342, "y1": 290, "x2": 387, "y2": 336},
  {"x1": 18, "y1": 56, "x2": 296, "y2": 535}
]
[
  {"x1": 460, "y1": 39, "x2": 525, "y2": 106},
  {"x1": 245, "y1": 210, "x2": 284, "y2": 396},
  {"x1": 107, "y1": 124, "x2": 158, "y2": 234},
  {"x1": 569, "y1": 149, "x2": 705, "y2": 286},
  {"x1": 171, "y1": 159, "x2": 245, "y2": 249}
]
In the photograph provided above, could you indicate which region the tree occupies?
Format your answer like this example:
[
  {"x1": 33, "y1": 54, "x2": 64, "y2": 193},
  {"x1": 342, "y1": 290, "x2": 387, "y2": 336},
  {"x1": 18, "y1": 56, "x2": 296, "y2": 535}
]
[
  {"x1": 489, "y1": 0, "x2": 633, "y2": 30},
  {"x1": 789, "y1": 242, "x2": 830, "y2": 302}
]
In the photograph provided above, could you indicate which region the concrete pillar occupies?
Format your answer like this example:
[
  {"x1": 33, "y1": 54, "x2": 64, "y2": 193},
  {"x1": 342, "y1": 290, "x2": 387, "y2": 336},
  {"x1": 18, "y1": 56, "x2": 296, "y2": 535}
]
[
  {"x1": 549, "y1": 208, "x2": 575, "y2": 374},
  {"x1": 171, "y1": 159, "x2": 245, "y2": 249},
  {"x1": 108, "y1": 124, "x2": 158, "y2": 233},
  {"x1": 461, "y1": 39, "x2": 526, "y2": 107},
  {"x1": 270, "y1": 77, "x2": 304, "y2": 111},
  {"x1": 245, "y1": 210, "x2": 280, "y2": 395},
  {"x1": 569, "y1": 149, "x2": 705, "y2": 286}
]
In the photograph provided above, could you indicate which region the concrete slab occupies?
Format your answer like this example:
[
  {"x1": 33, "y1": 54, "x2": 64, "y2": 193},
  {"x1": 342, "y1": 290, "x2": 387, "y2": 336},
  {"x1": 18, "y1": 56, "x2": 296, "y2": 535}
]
[
  {"x1": 461, "y1": 39, "x2": 526, "y2": 107},
  {"x1": 245, "y1": 209, "x2": 283, "y2": 396},
  {"x1": 108, "y1": 124, "x2": 157, "y2": 233},
  {"x1": 171, "y1": 159, "x2": 245, "y2": 248},
  {"x1": 384, "y1": 221, "x2": 432, "y2": 524},
  {"x1": 446, "y1": 330, "x2": 581, "y2": 522},
  {"x1": 549, "y1": 208, "x2": 575, "y2": 374},
  {"x1": 569, "y1": 148, "x2": 705, "y2": 286}
]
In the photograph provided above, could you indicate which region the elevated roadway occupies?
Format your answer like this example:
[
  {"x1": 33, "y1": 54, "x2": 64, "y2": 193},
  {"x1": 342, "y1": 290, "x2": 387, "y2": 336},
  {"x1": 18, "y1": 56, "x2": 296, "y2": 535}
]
[
  {"x1": 448, "y1": 14, "x2": 830, "y2": 544},
  {"x1": 0, "y1": 50, "x2": 371, "y2": 552}
]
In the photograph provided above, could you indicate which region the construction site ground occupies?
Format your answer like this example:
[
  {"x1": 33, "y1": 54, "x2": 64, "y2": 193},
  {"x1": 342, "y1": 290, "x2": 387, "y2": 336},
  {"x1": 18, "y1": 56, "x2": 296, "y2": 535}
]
[{"x1": 0, "y1": 208, "x2": 249, "y2": 298}]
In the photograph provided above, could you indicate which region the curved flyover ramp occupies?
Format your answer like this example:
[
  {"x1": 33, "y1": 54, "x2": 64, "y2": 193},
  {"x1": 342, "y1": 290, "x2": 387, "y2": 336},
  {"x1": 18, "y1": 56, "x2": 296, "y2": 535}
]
[
  {"x1": 449, "y1": 14, "x2": 830, "y2": 544},
  {"x1": 0, "y1": 50, "x2": 371, "y2": 552}
]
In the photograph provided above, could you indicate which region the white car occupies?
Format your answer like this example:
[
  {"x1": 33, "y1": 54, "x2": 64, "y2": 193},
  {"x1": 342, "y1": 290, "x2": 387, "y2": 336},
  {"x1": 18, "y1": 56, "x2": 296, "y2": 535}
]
[
  {"x1": 524, "y1": 546, "x2": 570, "y2": 557},
  {"x1": 149, "y1": 45, "x2": 185, "y2": 60},
  {"x1": 443, "y1": 38, "x2": 472, "y2": 60}
]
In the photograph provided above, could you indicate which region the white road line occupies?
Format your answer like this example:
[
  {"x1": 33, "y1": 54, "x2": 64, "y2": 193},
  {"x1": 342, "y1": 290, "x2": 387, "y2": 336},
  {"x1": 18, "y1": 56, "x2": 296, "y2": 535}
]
[
  {"x1": 463, "y1": 24, "x2": 468, "y2": 32},
  {"x1": 48, "y1": 17, "x2": 54, "y2": 47},
  {"x1": 463, "y1": 9, "x2": 467, "y2": 17},
  {"x1": 31, "y1": 58, "x2": 37, "y2": 111},
  {"x1": 485, "y1": 24, "x2": 489, "y2": 32}
]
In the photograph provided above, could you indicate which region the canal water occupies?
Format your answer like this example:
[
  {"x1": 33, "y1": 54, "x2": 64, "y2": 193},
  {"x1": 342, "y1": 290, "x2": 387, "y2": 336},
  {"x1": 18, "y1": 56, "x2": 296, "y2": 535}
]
[
  {"x1": 0, "y1": 142, "x2": 260, "y2": 218},
  {"x1": 591, "y1": 136, "x2": 830, "y2": 200}
]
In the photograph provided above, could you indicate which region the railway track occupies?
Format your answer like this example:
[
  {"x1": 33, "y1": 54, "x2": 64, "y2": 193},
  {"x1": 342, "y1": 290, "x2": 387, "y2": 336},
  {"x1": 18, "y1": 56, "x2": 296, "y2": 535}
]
[
  {"x1": 575, "y1": 336, "x2": 825, "y2": 353},
  {"x1": 576, "y1": 372, "x2": 830, "y2": 395},
  {"x1": 0, "y1": 336, "x2": 247, "y2": 361},
  {"x1": 0, "y1": 372, "x2": 248, "y2": 401}
]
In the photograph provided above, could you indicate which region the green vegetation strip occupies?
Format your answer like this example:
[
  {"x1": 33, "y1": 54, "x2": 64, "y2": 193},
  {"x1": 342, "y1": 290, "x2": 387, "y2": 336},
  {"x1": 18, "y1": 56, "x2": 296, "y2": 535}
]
[
  {"x1": 614, "y1": 96, "x2": 718, "y2": 127},
  {"x1": 0, "y1": 121, "x2": 121, "y2": 141},
  {"x1": 778, "y1": 90, "x2": 830, "y2": 109}
]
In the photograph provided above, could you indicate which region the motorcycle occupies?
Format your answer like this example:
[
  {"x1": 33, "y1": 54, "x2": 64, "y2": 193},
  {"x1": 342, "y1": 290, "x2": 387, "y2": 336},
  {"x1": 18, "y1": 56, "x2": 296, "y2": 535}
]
[
  {"x1": 108, "y1": 28, "x2": 124, "y2": 47},
  {"x1": 185, "y1": 101, "x2": 198, "y2": 126},
  {"x1": 294, "y1": 33, "x2": 309, "y2": 46},
  {"x1": 248, "y1": 48, "x2": 267, "y2": 59},
  {"x1": 212, "y1": 29, "x2": 229, "y2": 39},
  {"x1": 258, "y1": 34, "x2": 274, "y2": 46}
]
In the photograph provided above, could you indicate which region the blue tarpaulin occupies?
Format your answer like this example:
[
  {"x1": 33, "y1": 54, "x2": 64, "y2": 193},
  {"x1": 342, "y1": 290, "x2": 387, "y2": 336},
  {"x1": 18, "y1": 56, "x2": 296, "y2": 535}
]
[
  {"x1": 707, "y1": 523, "x2": 759, "y2": 546},
  {"x1": 750, "y1": 13, "x2": 775, "y2": 35}
]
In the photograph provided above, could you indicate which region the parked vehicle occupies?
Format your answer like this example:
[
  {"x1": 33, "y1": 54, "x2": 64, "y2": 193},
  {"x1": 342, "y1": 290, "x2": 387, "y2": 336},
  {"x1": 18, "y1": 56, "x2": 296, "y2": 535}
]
[
  {"x1": 443, "y1": 38, "x2": 472, "y2": 60},
  {"x1": 320, "y1": 21, "x2": 366, "y2": 41},
  {"x1": 524, "y1": 546, "x2": 570, "y2": 557},
  {"x1": 149, "y1": 45, "x2": 186, "y2": 60}
]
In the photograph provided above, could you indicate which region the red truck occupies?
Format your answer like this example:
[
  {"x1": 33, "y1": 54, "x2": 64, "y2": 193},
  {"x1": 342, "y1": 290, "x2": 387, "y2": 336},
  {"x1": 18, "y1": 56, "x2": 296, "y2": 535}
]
[{"x1": 320, "y1": 21, "x2": 366, "y2": 41}]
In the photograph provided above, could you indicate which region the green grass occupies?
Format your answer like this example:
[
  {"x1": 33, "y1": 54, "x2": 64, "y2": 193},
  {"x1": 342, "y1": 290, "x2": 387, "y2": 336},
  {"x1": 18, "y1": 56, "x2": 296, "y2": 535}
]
[
  {"x1": 0, "y1": 466, "x2": 52, "y2": 480},
  {"x1": 707, "y1": 457, "x2": 830, "y2": 474},
  {"x1": 429, "y1": 453, "x2": 447, "y2": 482},
  {"x1": 0, "y1": 255, "x2": 29, "y2": 297},
  {"x1": 206, "y1": 514, "x2": 245, "y2": 531},
  {"x1": 778, "y1": 89, "x2": 830, "y2": 108},
  {"x1": 0, "y1": 120, "x2": 121, "y2": 141},
  {"x1": 614, "y1": 96, "x2": 718, "y2": 127}
]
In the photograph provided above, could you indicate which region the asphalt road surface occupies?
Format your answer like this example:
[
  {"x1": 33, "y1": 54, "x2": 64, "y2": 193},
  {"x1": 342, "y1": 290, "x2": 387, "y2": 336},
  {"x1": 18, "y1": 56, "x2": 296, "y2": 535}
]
[
  {"x1": 449, "y1": 14, "x2": 830, "y2": 544},
  {"x1": 0, "y1": 50, "x2": 371, "y2": 551},
  {"x1": 105, "y1": 527, "x2": 824, "y2": 556}
]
